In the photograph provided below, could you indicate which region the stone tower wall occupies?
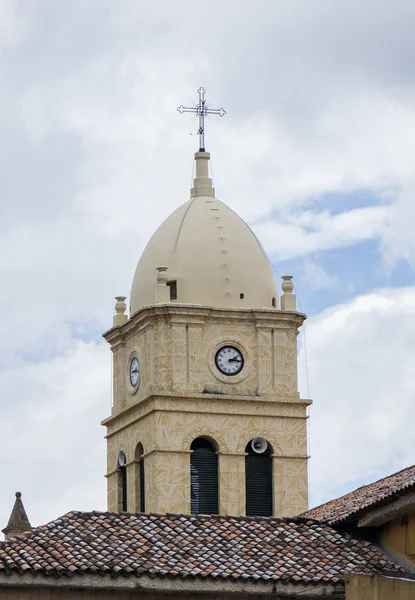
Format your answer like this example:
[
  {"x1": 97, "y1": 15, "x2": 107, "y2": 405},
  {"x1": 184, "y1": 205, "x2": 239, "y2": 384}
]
[{"x1": 103, "y1": 305, "x2": 310, "y2": 517}]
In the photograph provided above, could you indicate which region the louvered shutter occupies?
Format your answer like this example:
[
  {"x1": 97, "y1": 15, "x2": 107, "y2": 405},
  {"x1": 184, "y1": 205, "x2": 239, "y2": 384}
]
[
  {"x1": 245, "y1": 453, "x2": 272, "y2": 517},
  {"x1": 121, "y1": 466, "x2": 127, "y2": 512},
  {"x1": 139, "y1": 457, "x2": 145, "y2": 512},
  {"x1": 190, "y1": 441, "x2": 218, "y2": 514}
]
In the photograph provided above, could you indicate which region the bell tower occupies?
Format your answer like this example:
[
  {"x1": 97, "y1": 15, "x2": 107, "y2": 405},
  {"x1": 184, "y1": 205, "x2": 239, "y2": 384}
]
[{"x1": 102, "y1": 91, "x2": 311, "y2": 518}]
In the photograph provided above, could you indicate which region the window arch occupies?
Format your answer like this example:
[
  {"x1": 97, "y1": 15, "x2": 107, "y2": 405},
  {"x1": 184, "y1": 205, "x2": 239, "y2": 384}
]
[
  {"x1": 190, "y1": 437, "x2": 218, "y2": 514},
  {"x1": 245, "y1": 438, "x2": 273, "y2": 517},
  {"x1": 117, "y1": 451, "x2": 127, "y2": 512},
  {"x1": 135, "y1": 443, "x2": 145, "y2": 512}
]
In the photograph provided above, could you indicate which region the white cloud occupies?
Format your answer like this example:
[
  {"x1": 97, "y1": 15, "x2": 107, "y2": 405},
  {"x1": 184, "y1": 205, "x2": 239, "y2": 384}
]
[
  {"x1": 0, "y1": 0, "x2": 30, "y2": 47},
  {"x1": 380, "y1": 175, "x2": 415, "y2": 270},
  {"x1": 255, "y1": 205, "x2": 391, "y2": 261},
  {"x1": 2, "y1": 0, "x2": 415, "y2": 526},
  {"x1": 300, "y1": 287, "x2": 415, "y2": 507},
  {"x1": 301, "y1": 260, "x2": 339, "y2": 291},
  {"x1": 0, "y1": 340, "x2": 110, "y2": 527}
]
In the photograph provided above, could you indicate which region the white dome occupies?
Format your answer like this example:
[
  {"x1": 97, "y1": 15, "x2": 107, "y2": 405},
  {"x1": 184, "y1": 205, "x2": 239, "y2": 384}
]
[{"x1": 130, "y1": 153, "x2": 278, "y2": 315}]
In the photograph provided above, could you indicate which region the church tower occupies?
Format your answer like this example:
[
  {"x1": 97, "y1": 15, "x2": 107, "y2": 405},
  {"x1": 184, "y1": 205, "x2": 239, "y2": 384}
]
[{"x1": 102, "y1": 90, "x2": 311, "y2": 518}]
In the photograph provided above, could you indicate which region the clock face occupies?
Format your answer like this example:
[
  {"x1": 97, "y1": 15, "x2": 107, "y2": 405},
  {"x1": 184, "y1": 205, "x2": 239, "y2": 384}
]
[
  {"x1": 129, "y1": 355, "x2": 140, "y2": 387},
  {"x1": 215, "y1": 345, "x2": 244, "y2": 376}
]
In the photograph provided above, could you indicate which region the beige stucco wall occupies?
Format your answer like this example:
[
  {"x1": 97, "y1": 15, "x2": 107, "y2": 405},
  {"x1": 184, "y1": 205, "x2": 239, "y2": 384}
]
[
  {"x1": 0, "y1": 589, "x2": 132, "y2": 600},
  {"x1": 103, "y1": 304, "x2": 310, "y2": 517},
  {"x1": 345, "y1": 574, "x2": 415, "y2": 600},
  {"x1": 0, "y1": 583, "x2": 331, "y2": 600},
  {"x1": 380, "y1": 515, "x2": 415, "y2": 567},
  {"x1": 105, "y1": 305, "x2": 304, "y2": 410}
]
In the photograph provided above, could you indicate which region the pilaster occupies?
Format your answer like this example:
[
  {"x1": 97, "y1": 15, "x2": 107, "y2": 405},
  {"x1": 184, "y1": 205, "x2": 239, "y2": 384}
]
[
  {"x1": 171, "y1": 321, "x2": 187, "y2": 391},
  {"x1": 219, "y1": 453, "x2": 245, "y2": 516},
  {"x1": 146, "y1": 450, "x2": 191, "y2": 514},
  {"x1": 273, "y1": 456, "x2": 309, "y2": 517},
  {"x1": 126, "y1": 460, "x2": 136, "y2": 512},
  {"x1": 188, "y1": 324, "x2": 204, "y2": 392},
  {"x1": 107, "y1": 471, "x2": 118, "y2": 513},
  {"x1": 257, "y1": 327, "x2": 273, "y2": 394}
]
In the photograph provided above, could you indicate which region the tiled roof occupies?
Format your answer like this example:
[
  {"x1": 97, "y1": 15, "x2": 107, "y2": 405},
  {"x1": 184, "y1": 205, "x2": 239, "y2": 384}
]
[
  {"x1": 0, "y1": 512, "x2": 403, "y2": 584},
  {"x1": 303, "y1": 464, "x2": 415, "y2": 525}
]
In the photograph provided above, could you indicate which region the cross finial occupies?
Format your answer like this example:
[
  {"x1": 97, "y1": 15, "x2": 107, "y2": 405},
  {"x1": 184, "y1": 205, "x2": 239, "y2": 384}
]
[{"x1": 177, "y1": 87, "x2": 226, "y2": 152}]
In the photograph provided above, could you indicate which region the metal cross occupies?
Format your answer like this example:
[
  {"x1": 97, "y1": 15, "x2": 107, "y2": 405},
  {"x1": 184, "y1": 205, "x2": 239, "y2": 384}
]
[{"x1": 177, "y1": 87, "x2": 226, "y2": 152}]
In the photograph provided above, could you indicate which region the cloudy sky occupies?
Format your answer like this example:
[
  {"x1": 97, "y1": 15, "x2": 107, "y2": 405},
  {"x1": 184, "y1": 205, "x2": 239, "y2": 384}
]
[{"x1": 1, "y1": 0, "x2": 415, "y2": 527}]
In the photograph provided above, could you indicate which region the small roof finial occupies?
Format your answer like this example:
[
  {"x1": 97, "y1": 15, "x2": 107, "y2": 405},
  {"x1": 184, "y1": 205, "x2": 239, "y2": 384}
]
[
  {"x1": 113, "y1": 296, "x2": 128, "y2": 327},
  {"x1": 280, "y1": 275, "x2": 296, "y2": 311},
  {"x1": 177, "y1": 87, "x2": 226, "y2": 152},
  {"x1": 2, "y1": 491, "x2": 32, "y2": 540},
  {"x1": 155, "y1": 266, "x2": 170, "y2": 303}
]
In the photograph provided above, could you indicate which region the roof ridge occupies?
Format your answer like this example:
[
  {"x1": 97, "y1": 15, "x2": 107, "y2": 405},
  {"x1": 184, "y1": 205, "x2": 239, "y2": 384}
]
[
  {"x1": 352, "y1": 463, "x2": 415, "y2": 491},
  {"x1": 307, "y1": 464, "x2": 415, "y2": 512},
  {"x1": 11, "y1": 510, "x2": 346, "y2": 538},
  {"x1": 303, "y1": 463, "x2": 415, "y2": 524},
  {"x1": 32, "y1": 510, "x2": 324, "y2": 524}
]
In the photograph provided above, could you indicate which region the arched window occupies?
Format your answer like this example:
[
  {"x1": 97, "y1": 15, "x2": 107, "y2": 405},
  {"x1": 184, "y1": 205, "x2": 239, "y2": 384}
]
[
  {"x1": 117, "y1": 451, "x2": 127, "y2": 512},
  {"x1": 245, "y1": 438, "x2": 273, "y2": 517},
  {"x1": 135, "y1": 443, "x2": 145, "y2": 512},
  {"x1": 190, "y1": 437, "x2": 218, "y2": 514}
]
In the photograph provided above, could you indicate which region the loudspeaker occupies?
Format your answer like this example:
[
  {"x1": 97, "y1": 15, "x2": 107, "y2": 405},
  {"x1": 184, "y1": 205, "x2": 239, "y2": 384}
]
[
  {"x1": 118, "y1": 450, "x2": 126, "y2": 467},
  {"x1": 251, "y1": 437, "x2": 268, "y2": 454}
]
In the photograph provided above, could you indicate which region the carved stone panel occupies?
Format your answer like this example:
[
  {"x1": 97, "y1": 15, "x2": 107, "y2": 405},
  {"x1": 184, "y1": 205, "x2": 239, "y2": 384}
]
[
  {"x1": 219, "y1": 454, "x2": 245, "y2": 516},
  {"x1": 171, "y1": 323, "x2": 187, "y2": 391},
  {"x1": 257, "y1": 328, "x2": 273, "y2": 394},
  {"x1": 188, "y1": 325, "x2": 204, "y2": 392}
]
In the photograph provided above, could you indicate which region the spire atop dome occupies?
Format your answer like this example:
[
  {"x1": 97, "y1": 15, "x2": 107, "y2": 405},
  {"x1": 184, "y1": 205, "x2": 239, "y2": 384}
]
[
  {"x1": 190, "y1": 151, "x2": 214, "y2": 198},
  {"x1": 177, "y1": 87, "x2": 226, "y2": 152}
]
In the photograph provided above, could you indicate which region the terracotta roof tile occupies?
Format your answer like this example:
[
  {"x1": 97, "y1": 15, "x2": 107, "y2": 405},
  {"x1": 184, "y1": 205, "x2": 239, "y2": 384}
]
[
  {"x1": 0, "y1": 512, "x2": 403, "y2": 583},
  {"x1": 303, "y1": 464, "x2": 415, "y2": 525}
]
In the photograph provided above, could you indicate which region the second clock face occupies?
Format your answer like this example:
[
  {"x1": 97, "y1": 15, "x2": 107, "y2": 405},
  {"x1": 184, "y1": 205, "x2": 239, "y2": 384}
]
[
  {"x1": 215, "y1": 345, "x2": 244, "y2": 376},
  {"x1": 129, "y1": 355, "x2": 140, "y2": 387}
]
